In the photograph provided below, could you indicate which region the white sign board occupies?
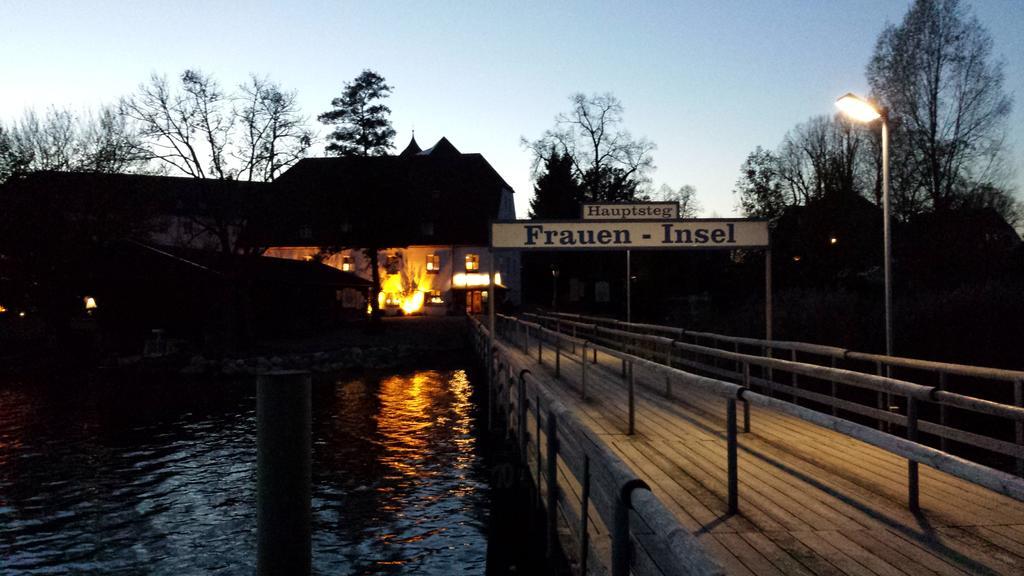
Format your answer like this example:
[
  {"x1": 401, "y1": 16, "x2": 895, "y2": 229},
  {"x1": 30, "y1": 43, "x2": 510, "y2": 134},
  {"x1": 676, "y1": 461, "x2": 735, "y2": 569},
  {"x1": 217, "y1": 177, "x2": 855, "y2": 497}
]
[
  {"x1": 581, "y1": 202, "x2": 678, "y2": 220},
  {"x1": 491, "y1": 219, "x2": 769, "y2": 250}
]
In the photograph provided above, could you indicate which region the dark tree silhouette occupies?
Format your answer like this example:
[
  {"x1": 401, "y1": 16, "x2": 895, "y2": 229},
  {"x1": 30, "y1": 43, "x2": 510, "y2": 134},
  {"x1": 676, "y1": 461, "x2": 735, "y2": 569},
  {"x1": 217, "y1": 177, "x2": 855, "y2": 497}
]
[
  {"x1": 122, "y1": 70, "x2": 314, "y2": 252},
  {"x1": 868, "y1": 0, "x2": 1013, "y2": 214},
  {"x1": 776, "y1": 114, "x2": 870, "y2": 204},
  {"x1": 733, "y1": 147, "x2": 786, "y2": 221},
  {"x1": 0, "y1": 106, "x2": 147, "y2": 184},
  {"x1": 528, "y1": 149, "x2": 581, "y2": 219},
  {"x1": 655, "y1": 184, "x2": 701, "y2": 218},
  {"x1": 318, "y1": 70, "x2": 396, "y2": 156},
  {"x1": 523, "y1": 92, "x2": 655, "y2": 202},
  {"x1": 236, "y1": 75, "x2": 313, "y2": 182}
]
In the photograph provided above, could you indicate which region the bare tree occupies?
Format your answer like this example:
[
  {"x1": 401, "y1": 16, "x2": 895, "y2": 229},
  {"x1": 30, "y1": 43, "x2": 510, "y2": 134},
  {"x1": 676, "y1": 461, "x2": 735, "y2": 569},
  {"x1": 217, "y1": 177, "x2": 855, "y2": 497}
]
[
  {"x1": 656, "y1": 183, "x2": 702, "y2": 218},
  {"x1": 867, "y1": 0, "x2": 1013, "y2": 213},
  {"x1": 523, "y1": 93, "x2": 656, "y2": 201},
  {"x1": 121, "y1": 70, "x2": 235, "y2": 179},
  {"x1": 776, "y1": 114, "x2": 870, "y2": 205},
  {"x1": 0, "y1": 105, "x2": 148, "y2": 183},
  {"x1": 236, "y1": 75, "x2": 313, "y2": 182},
  {"x1": 121, "y1": 70, "x2": 314, "y2": 252}
]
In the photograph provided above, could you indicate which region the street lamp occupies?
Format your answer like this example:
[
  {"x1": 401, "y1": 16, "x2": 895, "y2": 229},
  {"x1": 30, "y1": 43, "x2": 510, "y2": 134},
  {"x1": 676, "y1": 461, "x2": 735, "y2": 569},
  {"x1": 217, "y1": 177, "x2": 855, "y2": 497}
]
[{"x1": 835, "y1": 92, "x2": 892, "y2": 361}]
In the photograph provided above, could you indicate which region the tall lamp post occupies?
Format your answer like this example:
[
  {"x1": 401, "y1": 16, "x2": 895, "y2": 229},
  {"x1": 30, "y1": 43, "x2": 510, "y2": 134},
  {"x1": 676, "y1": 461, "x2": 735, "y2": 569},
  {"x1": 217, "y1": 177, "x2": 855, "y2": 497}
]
[{"x1": 835, "y1": 92, "x2": 892, "y2": 362}]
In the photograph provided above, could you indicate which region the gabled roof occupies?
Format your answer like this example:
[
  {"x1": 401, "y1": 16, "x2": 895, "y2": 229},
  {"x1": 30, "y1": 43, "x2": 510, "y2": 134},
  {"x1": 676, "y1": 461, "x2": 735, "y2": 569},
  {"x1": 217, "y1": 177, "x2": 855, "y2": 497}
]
[
  {"x1": 252, "y1": 137, "x2": 513, "y2": 247},
  {"x1": 418, "y1": 136, "x2": 459, "y2": 157}
]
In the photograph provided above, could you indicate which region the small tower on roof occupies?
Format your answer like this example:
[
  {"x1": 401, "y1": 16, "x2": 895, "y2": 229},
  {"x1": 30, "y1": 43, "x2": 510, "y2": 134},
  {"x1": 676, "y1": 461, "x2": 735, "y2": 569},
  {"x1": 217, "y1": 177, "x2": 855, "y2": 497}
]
[{"x1": 399, "y1": 132, "x2": 422, "y2": 157}]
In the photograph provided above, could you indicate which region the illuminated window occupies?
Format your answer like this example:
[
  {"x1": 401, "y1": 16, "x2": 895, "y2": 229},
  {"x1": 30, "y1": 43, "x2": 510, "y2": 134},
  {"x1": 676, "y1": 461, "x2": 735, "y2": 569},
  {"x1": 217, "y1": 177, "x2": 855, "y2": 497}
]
[
  {"x1": 465, "y1": 254, "x2": 479, "y2": 271},
  {"x1": 341, "y1": 255, "x2": 352, "y2": 272},
  {"x1": 427, "y1": 290, "x2": 444, "y2": 305},
  {"x1": 426, "y1": 253, "x2": 440, "y2": 273}
]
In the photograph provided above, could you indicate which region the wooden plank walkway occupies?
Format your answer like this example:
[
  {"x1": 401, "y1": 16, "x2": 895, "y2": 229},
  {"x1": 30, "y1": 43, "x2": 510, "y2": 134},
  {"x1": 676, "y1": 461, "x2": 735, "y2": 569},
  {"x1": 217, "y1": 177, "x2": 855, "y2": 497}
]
[{"x1": 508, "y1": 335, "x2": 1024, "y2": 576}]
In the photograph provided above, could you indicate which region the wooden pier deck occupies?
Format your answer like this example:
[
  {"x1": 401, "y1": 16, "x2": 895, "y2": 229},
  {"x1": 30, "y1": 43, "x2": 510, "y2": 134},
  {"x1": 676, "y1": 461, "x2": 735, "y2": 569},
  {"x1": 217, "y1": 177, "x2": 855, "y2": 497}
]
[{"x1": 502, "y1": 331, "x2": 1024, "y2": 576}]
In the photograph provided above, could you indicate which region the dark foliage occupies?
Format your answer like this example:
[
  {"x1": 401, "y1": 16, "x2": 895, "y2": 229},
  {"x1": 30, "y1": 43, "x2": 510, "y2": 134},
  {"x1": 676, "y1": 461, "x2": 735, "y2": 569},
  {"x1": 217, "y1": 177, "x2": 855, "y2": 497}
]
[{"x1": 318, "y1": 70, "x2": 396, "y2": 157}]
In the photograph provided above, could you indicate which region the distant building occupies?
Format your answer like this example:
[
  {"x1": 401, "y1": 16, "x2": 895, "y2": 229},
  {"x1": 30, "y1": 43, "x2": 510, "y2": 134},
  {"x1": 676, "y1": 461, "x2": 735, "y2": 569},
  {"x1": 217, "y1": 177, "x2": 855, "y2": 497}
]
[
  {"x1": 250, "y1": 136, "x2": 520, "y2": 315},
  {"x1": 0, "y1": 135, "x2": 519, "y2": 323}
]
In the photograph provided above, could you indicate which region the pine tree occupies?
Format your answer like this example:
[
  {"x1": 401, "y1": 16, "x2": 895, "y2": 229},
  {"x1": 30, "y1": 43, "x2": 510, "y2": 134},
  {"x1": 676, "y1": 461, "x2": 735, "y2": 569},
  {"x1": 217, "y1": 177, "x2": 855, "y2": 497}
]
[
  {"x1": 318, "y1": 70, "x2": 396, "y2": 156},
  {"x1": 529, "y1": 150, "x2": 581, "y2": 218}
]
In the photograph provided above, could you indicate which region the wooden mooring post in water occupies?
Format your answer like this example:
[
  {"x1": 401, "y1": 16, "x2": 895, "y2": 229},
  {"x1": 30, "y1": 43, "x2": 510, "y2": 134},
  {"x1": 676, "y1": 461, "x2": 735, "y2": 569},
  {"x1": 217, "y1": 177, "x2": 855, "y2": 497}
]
[{"x1": 257, "y1": 371, "x2": 312, "y2": 576}]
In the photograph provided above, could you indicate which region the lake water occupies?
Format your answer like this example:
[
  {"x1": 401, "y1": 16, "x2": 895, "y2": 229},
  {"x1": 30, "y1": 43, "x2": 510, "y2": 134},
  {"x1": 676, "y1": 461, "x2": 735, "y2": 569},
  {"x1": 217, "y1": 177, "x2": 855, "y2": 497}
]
[{"x1": 0, "y1": 365, "x2": 501, "y2": 575}]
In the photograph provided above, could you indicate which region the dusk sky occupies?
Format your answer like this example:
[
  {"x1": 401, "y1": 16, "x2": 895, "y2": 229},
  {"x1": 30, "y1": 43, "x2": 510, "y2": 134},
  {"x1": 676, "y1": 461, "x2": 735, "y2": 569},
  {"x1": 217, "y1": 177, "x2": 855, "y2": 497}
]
[{"x1": 2, "y1": 0, "x2": 1022, "y2": 218}]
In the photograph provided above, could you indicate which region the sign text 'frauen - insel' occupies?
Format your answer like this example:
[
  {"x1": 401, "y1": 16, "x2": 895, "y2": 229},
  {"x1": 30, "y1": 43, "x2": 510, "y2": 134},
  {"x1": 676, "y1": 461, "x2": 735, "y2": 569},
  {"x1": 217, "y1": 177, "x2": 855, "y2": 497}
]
[{"x1": 491, "y1": 220, "x2": 769, "y2": 250}]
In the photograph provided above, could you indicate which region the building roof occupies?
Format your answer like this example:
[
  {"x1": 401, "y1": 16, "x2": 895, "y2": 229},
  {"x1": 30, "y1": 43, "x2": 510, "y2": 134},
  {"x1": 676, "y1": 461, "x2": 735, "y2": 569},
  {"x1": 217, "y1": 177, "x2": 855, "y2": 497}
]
[
  {"x1": 125, "y1": 241, "x2": 372, "y2": 288},
  {"x1": 399, "y1": 134, "x2": 422, "y2": 157},
  {"x1": 1, "y1": 136, "x2": 515, "y2": 251},
  {"x1": 0, "y1": 171, "x2": 270, "y2": 218},
  {"x1": 248, "y1": 137, "x2": 514, "y2": 247}
]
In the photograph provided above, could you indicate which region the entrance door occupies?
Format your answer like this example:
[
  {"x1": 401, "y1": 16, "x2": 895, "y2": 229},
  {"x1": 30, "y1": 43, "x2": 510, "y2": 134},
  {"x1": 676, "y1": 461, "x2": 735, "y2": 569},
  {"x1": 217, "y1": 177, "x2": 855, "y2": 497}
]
[{"x1": 467, "y1": 290, "x2": 482, "y2": 314}]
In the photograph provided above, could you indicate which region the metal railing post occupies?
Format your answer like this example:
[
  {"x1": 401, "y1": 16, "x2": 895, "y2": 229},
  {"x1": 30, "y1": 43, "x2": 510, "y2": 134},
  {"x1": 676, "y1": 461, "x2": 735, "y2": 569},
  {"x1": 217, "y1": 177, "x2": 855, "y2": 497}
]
[
  {"x1": 1016, "y1": 379, "x2": 1023, "y2": 476},
  {"x1": 612, "y1": 481, "x2": 647, "y2": 576},
  {"x1": 579, "y1": 455, "x2": 591, "y2": 576},
  {"x1": 665, "y1": 343, "x2": 673, "y2": 398},
  {"x1": 487, "y1": 349, "x2": 496, "y2": 433},
  {"x1": 907, "y1": 396, "x2": 920, "y2": 512},
  {"x1": 876, "y1": 361, "x2": 886, "y2": 432},
  {"x1": 518, "y1": 371, "x2": 529, "y2": 460},
  {"x1": 830, "y1": 357, "x2": 838, "y2": 417},
  {"x1": 628, "y1": 362, "x2": 636, "y2": 435},
  {"x1": 938, "y1": 371, "x2": 948, "y2": 452},
  {"x1": 727, "y1": 398, "x2": 739, "y2": 515},
  {"x1": 545, "y1": 412, "x2": 559, "y2": 556},
  {"x1": 535, "y1": 399, "x2": 542, "y2": 510},
  {"x1": 581, "y1": 342, "x2": 588, "y2": 401},
  {"x1": 790, "y1": 349, "x2": 799, "y2": 404},
  {"x1": 555, "y1": 336, "x2": 561, "y2": 379},
  {"x1": 742, "y1": 362, "x2": 752, "y2": 433}
]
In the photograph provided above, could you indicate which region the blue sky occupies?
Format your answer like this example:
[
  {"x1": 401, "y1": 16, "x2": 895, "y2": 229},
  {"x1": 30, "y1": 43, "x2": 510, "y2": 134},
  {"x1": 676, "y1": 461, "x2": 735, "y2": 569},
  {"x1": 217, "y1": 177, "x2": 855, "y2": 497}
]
[{"x1": 2, "y1": 0, "x2": 1022, "y2": 217}]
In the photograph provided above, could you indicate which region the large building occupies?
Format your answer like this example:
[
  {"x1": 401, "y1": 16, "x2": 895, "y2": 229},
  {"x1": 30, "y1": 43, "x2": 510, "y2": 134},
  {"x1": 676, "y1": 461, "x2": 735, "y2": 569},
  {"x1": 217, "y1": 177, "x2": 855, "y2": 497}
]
[
  {"x1": 0, "y1": 135, "x2": 518, "y2": 332},
  {"x1": 252, "y1": 136, "x2": 519, "y2": 315}
]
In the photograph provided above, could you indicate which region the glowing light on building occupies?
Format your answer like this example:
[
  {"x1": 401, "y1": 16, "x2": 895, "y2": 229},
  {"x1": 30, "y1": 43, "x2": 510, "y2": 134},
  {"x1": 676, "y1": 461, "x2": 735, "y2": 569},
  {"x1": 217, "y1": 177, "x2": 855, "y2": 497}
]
[
  {"x1": 0, "y1": 304, "x2": 6, "y2": 314},
  {"x1": 377, "y1": 262, "x2": 435, "y2": 315},
  {"x1": 84, "y1": 296, "x2": 98, "y2": 311},
  {"x1": 452, "y1": 272, "x2": 501, "y2": 288}
]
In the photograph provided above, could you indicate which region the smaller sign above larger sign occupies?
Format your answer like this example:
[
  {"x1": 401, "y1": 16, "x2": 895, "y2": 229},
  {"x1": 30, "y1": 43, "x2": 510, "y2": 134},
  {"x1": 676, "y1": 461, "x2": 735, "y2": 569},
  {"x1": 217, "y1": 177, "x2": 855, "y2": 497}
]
[{"x1": 581, "y1": 202, "x2": 678, "y2": 220}]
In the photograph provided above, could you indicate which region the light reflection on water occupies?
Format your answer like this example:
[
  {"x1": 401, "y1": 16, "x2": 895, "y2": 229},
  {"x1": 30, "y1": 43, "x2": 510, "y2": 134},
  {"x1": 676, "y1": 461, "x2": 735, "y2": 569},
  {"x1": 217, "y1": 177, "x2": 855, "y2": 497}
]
[{"x1": 0, "y1": 368, "x2": 489, "y2": 575}]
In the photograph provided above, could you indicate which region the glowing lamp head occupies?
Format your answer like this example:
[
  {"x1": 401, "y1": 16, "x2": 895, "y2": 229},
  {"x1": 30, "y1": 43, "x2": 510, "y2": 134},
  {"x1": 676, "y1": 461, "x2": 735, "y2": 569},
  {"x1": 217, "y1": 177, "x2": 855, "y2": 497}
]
[
  {"x1": 84, "y1": 296, "x2": 98, "y2": 310},
  {"x1": 835, "y1": 93, "x2": 882, "y2": 123}
]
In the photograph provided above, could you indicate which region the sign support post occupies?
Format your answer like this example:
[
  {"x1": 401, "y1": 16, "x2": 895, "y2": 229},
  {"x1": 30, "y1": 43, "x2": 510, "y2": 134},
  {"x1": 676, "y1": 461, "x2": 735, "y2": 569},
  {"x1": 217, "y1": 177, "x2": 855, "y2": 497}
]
[
  {"x1": 626, "y1": 250, "x2": 631, "y2": 325},
  {"x1": 765, "y1": 248, "x2": 772, "y2": 342}
]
